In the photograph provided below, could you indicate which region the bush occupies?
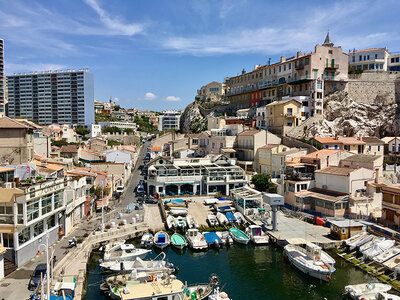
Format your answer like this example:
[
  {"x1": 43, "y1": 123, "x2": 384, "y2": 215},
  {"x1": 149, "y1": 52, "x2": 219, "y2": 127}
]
[
  {"x1": 83, "y1": 233, "x2": 89, "y2": 238},
  {"x1": 251, "y1": 173, "x2": 276, "y2": 193},
  {"x1": 76, "y1": 237, "x2": 84, "y2": 244},
  {"x1": 215, "y1": 192, "x2": 224, "y2": 199},
  {"x1": 105, "y1": 224, "x2": 111, "y2": 230},
  {"x1": 119, "y1": 221, "x2": 125, "y2": 226}
]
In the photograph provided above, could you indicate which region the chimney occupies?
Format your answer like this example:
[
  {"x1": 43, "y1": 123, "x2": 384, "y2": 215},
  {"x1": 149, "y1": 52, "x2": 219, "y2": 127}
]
[
  {"x1": 297, "y1": 51, "x2": 302, "y2": 58},
  {"x1": 254, "y1": 65, "x2": 259, "y2": 70},
  {"x1": 280, "y1": 56, "x2": 286, "y2": 63}
]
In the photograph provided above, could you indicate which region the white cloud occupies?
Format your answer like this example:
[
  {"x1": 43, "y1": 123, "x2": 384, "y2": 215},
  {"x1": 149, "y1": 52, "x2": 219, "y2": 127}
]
[
  {"x1": 165, "y1": 96, "x2": 181, "y2": 102},
  {"x1": 84, "y1": 0, "x2": 144, "y2": 36},
  {"x1": 139, "y1": 92, "x2": 157, "y2": 100}
]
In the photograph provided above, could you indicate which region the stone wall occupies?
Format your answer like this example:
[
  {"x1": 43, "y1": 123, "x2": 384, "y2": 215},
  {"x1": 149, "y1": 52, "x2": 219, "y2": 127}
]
[{"x1": 345, "y1": 72, "x2": 400, "y2": 105}]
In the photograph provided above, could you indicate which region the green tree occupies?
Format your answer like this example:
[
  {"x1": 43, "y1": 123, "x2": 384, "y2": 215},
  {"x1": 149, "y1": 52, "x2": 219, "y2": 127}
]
[
  {"x1": 102, "y1": 126, "x2": 122, "y2": 134},
  {"x1": 124, "y1": 128, "x2": 133, "y2": 134},
  {"x1": 251, "y1": 173, "x2": 276, "y2": 193},
  {"x1": 114, "y1": 105, "x2": 121, "y2": 111},
  {"x1": 90, "y1": 186, "x2": 110, "y2": 198},
  {"x1": 75, "y1": 126, "x2": 90, "y2": 136}
]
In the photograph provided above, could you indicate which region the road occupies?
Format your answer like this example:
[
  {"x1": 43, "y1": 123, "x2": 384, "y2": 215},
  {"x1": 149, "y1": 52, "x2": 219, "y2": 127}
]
[{"x1": 0, "y1": 141, "x2": 151, "y2": 300}]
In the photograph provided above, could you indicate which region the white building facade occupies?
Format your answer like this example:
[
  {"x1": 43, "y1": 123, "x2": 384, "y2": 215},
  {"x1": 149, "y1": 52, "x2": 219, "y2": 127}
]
[
  {"x1": 158, "y1": 110, "x2": 181, "y2": 131},
  {"x1": 348, "y1": 48, "x2": 390, "y2": 72}
]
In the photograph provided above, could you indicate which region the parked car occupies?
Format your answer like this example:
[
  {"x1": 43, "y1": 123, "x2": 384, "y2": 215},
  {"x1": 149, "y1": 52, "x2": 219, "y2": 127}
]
[
  {"x1": 116, "y1": 185, "x2": 124, "y2": 194},
  {"x1": 28, "y1": 263, "x2": 47, "y2": 290},
  {"x1": 136, "y1": 184, "x2": 145, "y2": 195},
  {"x1": 143, "y1": 195, "x2": 158, "y2": 204},
  {"x1": 141, "y1": 165, "x2": 148, "y2": 176},
  {"x1": 139, "y1": 179, "x2": 145, "y2": 186}
]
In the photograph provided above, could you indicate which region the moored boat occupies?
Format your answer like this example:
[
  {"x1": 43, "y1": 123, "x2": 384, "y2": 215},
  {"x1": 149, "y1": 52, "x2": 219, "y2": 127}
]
[
  {"x1": 229, "y1": 228, "x2": 250, "y2": 245},
  {"x1": 363, "y1": 239, "x2": 396, "y2": 259},
  {"x1": 216, "y1": 231, "x2": 233, "y2": 246},
  {"x1": 174, "y1": 216, "x2": 187, "y2": 229},
  {"x1": 171, "y1": 233, "x2": 187, "y2": 249},
  {"x1": 373, "y1": 245, "x2": 400, "y2": 264},
  {"x1": 103, "y1": 243, "x2": 151, "y2": 262},
  {"x1": 246, "y1": 225, "x2": 269, "y2": 245},
  {"x1": 169, "y1": 208, "x2": 188, "y2": 216},
  {"x1": 99, "y1": 256, "x2": 176, "y2": 274},
  {"x1": 359, "y1": 237, "x2": 385, "y2": 253},
  {"x1": 186, "y1": 228, "x2": 208, "y2": 250},
  {"x1": 284, "y1": 243, "x2": 335, "y2": 281},
  {"x1": 207, "y1": 214, "x2": 218, "y2": 227},
  {"x1": 166, "y1": 215, "x2": 176, "y2": 230},
  {"x1": 140, "y1": 233, "x2": 153, "y2": 249},
  {"x1": 209, "y1": 287, "x2": 231, "y2": 300},
  {"x1": 345, "y1": 232, "x2": 369, "y2": 249},
  {"x1": 216, "y1": 212, "x2": 229, "y2": 226},
  {"x1": 234, "y1": 212, "x2": 246, "y2": 225},
  {"x1": 225, "y1": 212, "x2": 237, "y2": 223},
  {"x1": 204, "y1": 232, "x2": 223, "y2": 248},
  {"x1": 187, "y1": 215, "x2": 199, "y2": 229},
  {"x1": 153, "y1": 231, "x2": 170, "y2": 249},
  {"x1": 344, "y1": 282, "x2": 392, "y2": 299}
]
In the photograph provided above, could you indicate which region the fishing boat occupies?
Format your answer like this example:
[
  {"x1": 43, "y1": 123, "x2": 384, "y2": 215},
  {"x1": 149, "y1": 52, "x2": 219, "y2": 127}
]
[
  {"x1": 204, "y1": 232, "x2": 223, "y2": 248},
  {"x1": 103, "y1": 243, "x2": 151, "y2": 262},
  {"x1": 207, "y1": 214, "x2": 218, "y2": 227},
  {"x1": 187, "y1": 215, "x2": 199, "y2": 229},
  {"x1": 186, "y1": 228, "x2": 208, "y2": 250},
  {"x1": 284, "y1": 243, "x2": 336, "y2": 281},
  {"x1": 100, "y1": 253, "x2": 176, "y2": 274},
  {"x1": 140, "y1": 233, "x2": 153, "y2": 249},
  {"x1": 153, "y1": 231, "x2": 170, "y2": 249},
  {"x1": 362, "y1": 239, "x2": 395, "y2": 259},
  {"x1": 216, "y1": 231, "x2": 233, "y2": 246},
  {"x1": 225, "y1": 212, "x2": 237, "y2": 223},
  {"x1": 246, "y1": 225, "x2": 269, "y2": 245},
  {"x1": 234, "y1": 212, "x2": 246, "y2": 225},
  {"x1": 174, "y1": 216, "x2": 187, "y2": 229},
  {"x1": 166, "y1": 215, "x2": 176, "y2": 230},
  {"x1": 216, "y1": 212, "x2": 229, "y2": 226},
  {"x1": 169, "y1": 208, "x2": 188, "y2": 216},
  {"x1": 171, "y1": 233, "x2": 187, "y2": 249},
  {"x1": 344, "y1": 282, "x2": 392, "y2": 299},
  {"x1": 373, "y1": 245, "x2": 400, "y2": 264},
  {"x1": 229, "y1": 228, "x2": 250, "y2": 245}
]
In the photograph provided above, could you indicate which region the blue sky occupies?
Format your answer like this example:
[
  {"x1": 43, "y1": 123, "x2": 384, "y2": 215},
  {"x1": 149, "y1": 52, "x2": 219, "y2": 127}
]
[{"x1": 1, "y1": 0, "x2": 399, "y2": 111}]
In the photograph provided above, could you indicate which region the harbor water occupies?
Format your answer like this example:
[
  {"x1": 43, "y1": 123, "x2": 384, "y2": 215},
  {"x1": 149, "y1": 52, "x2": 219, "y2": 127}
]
[{"x1": 84, "y1": 243, "x2": 375, "y2": 300}]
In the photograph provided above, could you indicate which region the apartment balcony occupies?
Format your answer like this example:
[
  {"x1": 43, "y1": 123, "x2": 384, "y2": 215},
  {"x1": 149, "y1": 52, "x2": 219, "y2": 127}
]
[
  {"x1": 286, "y1": 172, "x2": 314, "y2": 181},
  {"x1": 295, "y1": 63, "x2": 304, "y2": 70},
  {"x1": 149, "y1": 175, "x2": 203, "y2": 183},
  {"x1": 325, "y1": 64, "x2": 339, "y2": 70},
  {"x1": 284, "y1": 113, "x2": 296, "y2": 118},
  {"x1": 287, "y1": 75, "x2": 313, "y2": 84}
]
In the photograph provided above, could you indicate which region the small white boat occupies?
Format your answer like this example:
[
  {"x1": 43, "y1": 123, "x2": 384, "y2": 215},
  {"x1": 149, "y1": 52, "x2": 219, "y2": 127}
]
[
  {"x1": 229, "y1": 228, "x2": 250, "y2": 245},
  {"x1": 351, "y1": 234, "x2": 374, "y2": 251},
  {"x1": 374, "y1": 245, "x2": 400, "y2": 264},
  {"x1": 207, "y1": 214, "x2": 218, "y2": 227},
  {"x1": 169, "y1": 208, "x2": 188, "y2": 216},
  {"x1": 216, "y1": 212, "x2": 229, "y2": 226},
  {"x1": 363, "y1": 240, "x2": 396, "y2": 259},
  {"x1": 246, "y1": 225, "x2": 269, "y2": 245},
  {"x1": 103, "y1": 243, "x2": 151, "y2": 262},
  {"x1": 166, "y1": 215, "x2": 176, "y2": 230},
  {"x1": 345, "y1": 232, "x2": 369, "y2": 249},
  {"x1": 216, "y1": 231, "x2": 233, "y2": 246},
  {"x1": 174, "y1": 216, "x2": 187, "y2": 229},
  {"x1": 344, "y1": 282, "x2": 392, "y2": 299},
  {"x1": 204, "y1": 198, "x2": 219, "y2": 205},
  {"x1": 154, "y1": 231, "x2": 170, "y2": 249},
  {"x1": 383, "y1": 252, "x2": 400, "y2": 270},
  {"x1": 100, "y1": 255, "x2": 175, "y2": 274},
  {"x1": 186, "y1": 228, "x2": 208, "y2": 250},
  {"x1": 284, "y1": 243, "x2": 335, "y2": 281},
  {"x1": 186, "y1": 215, "x2": 198, "y2": 229},
  {"x1": 360, "y1": 237, "x2": 385, "y2": 253},
  {"x1": 234, "y1": 212, "x2": 246, "y2": 224},
  {"x1": 140, "y1": 233, "x2": 154, "y2": 249}
]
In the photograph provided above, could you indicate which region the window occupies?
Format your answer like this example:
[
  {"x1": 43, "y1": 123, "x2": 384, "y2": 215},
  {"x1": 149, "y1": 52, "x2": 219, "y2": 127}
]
[
  {"x1": 27, "y1": 199, "x2": 40, "y2": 222},
  {"x1": 367, "y1": 55, "x2": 370, "y2": 60},
  {"x1": 47, "y1": 215, "x2": 56, "y2": 229},
  {"x1": 18, "y1": 227, "x2": 30, "y2": 245},
  {"x1": 375, "y1": 54, "x2": 378, "y2": 59},
  {"x1": 378, "y1": 145, "x2": 380, "y2": 151},
  {"x1": 289, "y1": 63, "x2": 291, "y2": 69},
  {"x1": 280, "y1": 157, "x2": 284, "y2": 165},
  {"x1": 270, "y1": 108, "x2": 272, "y2": 115},
  {"x1": 2, "y1": 233, "x2": 14, "y2": 248},
  {"x1": 34, "y1": 220, "x2": 44, "y2": 237},
  {"x1": 359, "y1": 55, "x2": 362, "y2": 61},
  {"x1": 329, "y1": 50, "x2": 333, "y2": 54},
  {"x1": 42, "y1": 196, "x2": 52, "y2": 215},
  {"x1": 352, "y1": 56, "x2": 355, "y2": 62},
  {"x1": 391, "y1": 58, "x2": 395, "y2": 63},
  {"x1": 279, "y1": 66, "x2": 281, "y2": 72}
]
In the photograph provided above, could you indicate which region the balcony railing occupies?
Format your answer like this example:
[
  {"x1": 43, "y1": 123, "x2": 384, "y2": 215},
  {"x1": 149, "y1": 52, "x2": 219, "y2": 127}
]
[
  {"x1": 286, "y1": 172, "x2": 314, "y2": 180},
  {"x1": 284, "y1": 113, "x2": 295, "y2": 117},
  {"x1": 325, "y1": 64, "x2": 339, "y2": 69}
]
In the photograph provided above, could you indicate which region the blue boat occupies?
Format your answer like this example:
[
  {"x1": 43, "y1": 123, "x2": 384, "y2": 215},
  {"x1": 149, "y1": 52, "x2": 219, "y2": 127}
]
[
  {"x1": 216, "y1": 206, "x2": 235, "y2": 213},
  {"x1": 225, "y1": 212, "x2": 237, "y2": 223},
  {"x1": 203, "y1": 232, "x2": 223, "y2": 248}
]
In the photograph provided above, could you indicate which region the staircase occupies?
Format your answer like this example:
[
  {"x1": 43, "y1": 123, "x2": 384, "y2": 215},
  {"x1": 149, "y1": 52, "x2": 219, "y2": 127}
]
[{"x1": 4, "y1": 258, "x2": 17, "y2": 277}]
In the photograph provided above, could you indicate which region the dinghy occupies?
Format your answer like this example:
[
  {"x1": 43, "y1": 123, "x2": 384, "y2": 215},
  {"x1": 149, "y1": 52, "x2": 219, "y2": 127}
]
[
  {"x1": 153, "y1": 231, "x2": 170, "y2": 249},
  {"x1": 207, "y1": 214, "x2": 218, "y2": 227},
  {"x1": 229, "y1": 228, "x2": 250, "y2": 245},
  {"x1": 165, "y1": 199, "x2": 186, "y2": 208},
  {"x1": 204, "y1": 232, "x2": 223, "y2": 248},
  {"x1": 359, "y1": 237, "x2": 385, "y2": 253},
  {"x1": 174, "y1": 216, "x2": 187, "y2": 229},
  {"x1": 169, "y1": 208, "x2": 188, "y2": 216},
  {"x1": 225, "y1": 212, "x2": 237, "y2": 223},
  {"x1": 140, "y1": 233, "x2": 154, "y2": 249},
  {"x1": 186, "y1": 215, "x2": 198, "y2": 229},
  {"x1": 171, "y1": 233, "x2": 187, "y2": 249},
  {"x1": 166, "y1": 215, "x2": 176, "y2": 230},
  {"x1": 345, "y1": 232, "x2": 369, "y2": 249},
  {"x1": 344, "y1": 282, "x2": 392, "y2": 299},
  {"x1": 216, "y1": 231, "x2": 233, "y2": 246},
  {"x1": 216, "y1": 212, "x2": 229, "y2": 225},
  {"x1": 204, "y1": 198, "x2": 219, "y2": 205},
  {"x1": 351, "y1": 234, "x2": 373, "y2": 251},
  {"x1": 374, "y1": 245, "x2": 400, "y2": 264},
  {"x1": 363, "y1": 239, "x2": 396, "y2": 259},
  {"x1": 234, "y1": 212, "x2": 246, "y2": 224}
]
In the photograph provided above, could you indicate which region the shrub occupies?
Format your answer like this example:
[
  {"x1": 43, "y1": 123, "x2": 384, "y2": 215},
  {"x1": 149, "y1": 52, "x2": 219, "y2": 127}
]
[
  {"x1": 76, "y1": 237, "x2": 84, "y2": 244},
  {"x1": 105, "y1": 224, "x2": 111, "y2": 230}
]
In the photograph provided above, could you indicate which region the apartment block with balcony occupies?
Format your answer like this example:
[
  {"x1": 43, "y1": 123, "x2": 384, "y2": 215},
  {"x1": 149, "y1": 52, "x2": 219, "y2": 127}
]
[
  {"x1": 146, "y1": 155, "x2": 247, "y2": 196},
  {"x1": 381, "y1": 137, "x2": 400, "y2": 163},
  {"x1": 0, "y1": 178, "x2": 67, "y2": 266},
  {"x1": 348, "y1": 48, "x2": 390, "y2": 72},
  {"x1": 226, "y1": 33, "x2": 348, "y2": 117},
  {"x1": 197, "y1": 131, "x2": 236, "y2": 157},
  {"x1": 7, "y1": 69, "x2": 94, "y2": 125},
  {"x1": 265, "y1": 98, "x2": 302, "y2": 135},
  {"x1": 158, "y1": 110, "x2": 181, "y2": 131}
]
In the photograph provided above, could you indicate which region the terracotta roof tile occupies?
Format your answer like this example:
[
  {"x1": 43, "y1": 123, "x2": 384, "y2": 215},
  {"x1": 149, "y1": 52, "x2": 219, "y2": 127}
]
[
  {"x1": 301, "y1": 149, "x2": 342, "y2": 160},
  {"x1": 238, "y1": 129, "x2": 260, "y2": 136},
  {"x1": 361, "y1": 136, "x2": 384, "y2": 144},
  {"x1": 314, "y1": 137, "x2": 343, "y2": 144},
  {"x1": 60, "y1": 145, "x2": 79, "y2": 153},
  {"x1": 338, "y1": 137, "x2": 366, "y2": 145},
  {"x1": 0, "y1": 117, "x2": 30, "y2": 129},
  {"x1": 315, "y1": 166, "x2": 358, "y2": 176}
]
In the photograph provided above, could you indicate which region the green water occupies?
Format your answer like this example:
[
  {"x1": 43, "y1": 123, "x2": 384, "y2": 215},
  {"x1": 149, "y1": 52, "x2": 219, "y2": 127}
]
[{"x1": 84, "y1": 244, "x2": 375, "y2": 300}]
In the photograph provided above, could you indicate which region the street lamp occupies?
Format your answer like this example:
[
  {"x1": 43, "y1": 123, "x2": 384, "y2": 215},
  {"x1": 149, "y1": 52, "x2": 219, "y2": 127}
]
[{"x1": 38, "y1": 232, "x2": 50, "y2": 300}]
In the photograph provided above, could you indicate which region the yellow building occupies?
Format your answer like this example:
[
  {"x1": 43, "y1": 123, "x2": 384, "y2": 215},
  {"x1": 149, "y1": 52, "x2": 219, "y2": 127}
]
[
  {"x1": 254, "y1": 144, "x2": 287, "y2": 174},
  {"x1": 266, "y1": 99, "x2": 302, "y2": 135}
]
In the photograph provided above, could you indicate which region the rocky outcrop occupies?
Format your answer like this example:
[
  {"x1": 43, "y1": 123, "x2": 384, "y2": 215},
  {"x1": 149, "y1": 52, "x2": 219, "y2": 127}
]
[{"x1": 287, "y1": 90, "x2": 400, "y2": 138}]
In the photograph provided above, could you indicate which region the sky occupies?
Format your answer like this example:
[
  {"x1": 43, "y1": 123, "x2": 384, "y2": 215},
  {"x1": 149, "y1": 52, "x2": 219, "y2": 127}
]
[{"x1": 0, "y1": 0, "x2": 399, "y2": 111}]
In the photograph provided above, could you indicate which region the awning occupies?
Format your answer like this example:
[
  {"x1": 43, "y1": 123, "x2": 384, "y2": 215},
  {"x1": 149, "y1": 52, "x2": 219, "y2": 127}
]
[
  {"x1": 0, "y1": 188, "x2": 24, "y2": 203},
  {"x1": 0, "y1": 225, "x2": 16, "y2": 233}
]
